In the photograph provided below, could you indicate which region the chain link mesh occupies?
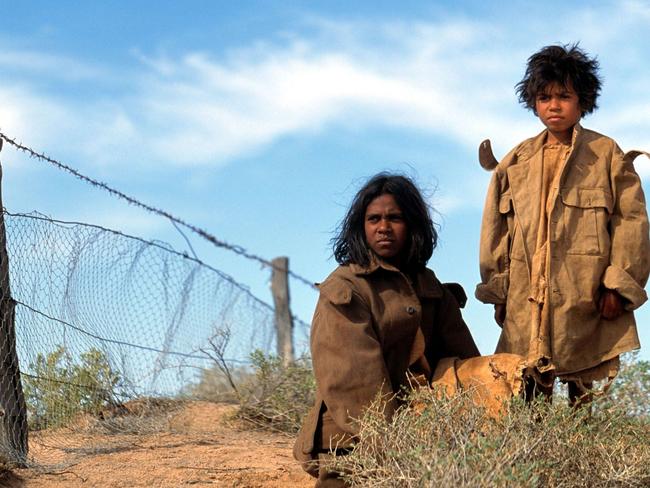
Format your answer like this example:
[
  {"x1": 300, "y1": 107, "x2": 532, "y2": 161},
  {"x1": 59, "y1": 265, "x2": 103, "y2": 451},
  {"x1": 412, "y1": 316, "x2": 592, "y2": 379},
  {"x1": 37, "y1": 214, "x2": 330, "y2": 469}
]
[{"x1": 0, "y1": 210, "x2": 302, "y2": 468}]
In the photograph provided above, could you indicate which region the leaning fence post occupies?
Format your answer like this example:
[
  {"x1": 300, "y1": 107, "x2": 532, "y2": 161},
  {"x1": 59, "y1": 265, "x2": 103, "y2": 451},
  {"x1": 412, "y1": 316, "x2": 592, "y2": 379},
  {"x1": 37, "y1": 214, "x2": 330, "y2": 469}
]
[
  {"x1": 270, "y1": 256, "x2": 294, "y2": 366},
  {"x1": 0, "y1": 141, "x2": 29, "y2": 465}
]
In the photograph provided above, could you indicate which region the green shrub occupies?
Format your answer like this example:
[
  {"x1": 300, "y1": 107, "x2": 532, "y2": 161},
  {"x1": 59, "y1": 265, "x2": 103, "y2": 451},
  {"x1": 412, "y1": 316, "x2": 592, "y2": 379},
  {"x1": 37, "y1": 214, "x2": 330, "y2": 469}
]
[
  {"x1": 23, "y1": 346, "x2": 122, "y2": 430},
  {"x1": 596, "y1": 351, "x2": 650, "y2": 418},
  {"x1": 236, "y1": 350, "x2": 315, "y2": 433}
]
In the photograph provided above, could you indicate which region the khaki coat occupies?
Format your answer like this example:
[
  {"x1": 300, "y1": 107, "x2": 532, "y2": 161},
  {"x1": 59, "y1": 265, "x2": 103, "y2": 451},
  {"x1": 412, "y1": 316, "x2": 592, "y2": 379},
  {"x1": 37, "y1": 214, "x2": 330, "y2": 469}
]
[
  {"x1": 476, "y1": 124, "x2": 650, "y2": 375},
  {"x1": 294, "y1": 258, "x2": 479, "y2": 472}
]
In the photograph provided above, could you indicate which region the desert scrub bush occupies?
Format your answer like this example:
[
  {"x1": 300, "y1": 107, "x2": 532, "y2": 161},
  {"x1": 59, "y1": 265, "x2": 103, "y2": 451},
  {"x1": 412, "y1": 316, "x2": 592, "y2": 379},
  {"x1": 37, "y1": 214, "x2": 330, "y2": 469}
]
[
  {"x1": 236, "y1": 350, "x2": 315, "y2": 433},
  {"x1": 334, "y1": 386, "x2": 649, "y2": 487},
  {"x1": 23, "y1": 346, "x2": 123, "y2": 430},
  {"x1": 596, "y1": 351, "x2": 650, "y2": 418}
]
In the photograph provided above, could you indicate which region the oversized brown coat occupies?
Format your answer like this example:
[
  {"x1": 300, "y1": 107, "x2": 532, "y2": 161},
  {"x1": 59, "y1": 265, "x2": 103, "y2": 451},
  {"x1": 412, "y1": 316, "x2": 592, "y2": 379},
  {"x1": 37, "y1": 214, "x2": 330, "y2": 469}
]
[
  {"x1": 294, "y1": 258, "x2": 479, "y2": 471},
  {"x1": 476, "y1": 124, "x2": 650, "y2": 375}
]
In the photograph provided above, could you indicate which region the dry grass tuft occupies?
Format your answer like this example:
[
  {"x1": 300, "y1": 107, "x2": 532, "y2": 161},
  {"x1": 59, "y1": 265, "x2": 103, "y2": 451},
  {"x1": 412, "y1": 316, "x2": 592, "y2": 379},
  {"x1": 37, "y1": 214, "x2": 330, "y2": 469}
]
[{"x1": 333, "y1": 387, "x2": 650, "y2": 487}]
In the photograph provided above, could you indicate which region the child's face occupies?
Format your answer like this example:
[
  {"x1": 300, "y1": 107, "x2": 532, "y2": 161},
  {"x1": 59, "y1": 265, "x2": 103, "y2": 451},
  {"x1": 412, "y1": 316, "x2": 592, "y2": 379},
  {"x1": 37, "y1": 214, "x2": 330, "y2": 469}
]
[
  {"x1": 364, "y1": 193, "x2": 409, "y2": 265},
  {"x1": 535, "y1": 81, "x2": 582, "y2": 144}
]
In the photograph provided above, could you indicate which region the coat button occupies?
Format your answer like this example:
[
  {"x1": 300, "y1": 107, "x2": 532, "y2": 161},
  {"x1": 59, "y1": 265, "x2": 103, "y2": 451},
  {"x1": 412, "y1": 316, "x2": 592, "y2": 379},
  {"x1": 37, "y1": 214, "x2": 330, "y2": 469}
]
[{"x1": 406, "y1": 306, "x2": 416, "y2": 315}]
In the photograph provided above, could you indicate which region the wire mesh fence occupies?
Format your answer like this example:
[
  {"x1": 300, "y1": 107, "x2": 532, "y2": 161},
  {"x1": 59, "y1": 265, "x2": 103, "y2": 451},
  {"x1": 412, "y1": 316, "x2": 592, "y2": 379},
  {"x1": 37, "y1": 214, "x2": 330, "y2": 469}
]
[{"x1": 0, "y1": 210, "x2": 306, "y2": 468}]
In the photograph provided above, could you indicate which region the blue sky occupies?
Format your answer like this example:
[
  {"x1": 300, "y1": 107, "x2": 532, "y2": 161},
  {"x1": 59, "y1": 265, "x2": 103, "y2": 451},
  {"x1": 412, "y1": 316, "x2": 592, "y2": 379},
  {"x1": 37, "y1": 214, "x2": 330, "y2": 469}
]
[{"x1": 1, "y1": 0, "x2": 650, "y2": 359}]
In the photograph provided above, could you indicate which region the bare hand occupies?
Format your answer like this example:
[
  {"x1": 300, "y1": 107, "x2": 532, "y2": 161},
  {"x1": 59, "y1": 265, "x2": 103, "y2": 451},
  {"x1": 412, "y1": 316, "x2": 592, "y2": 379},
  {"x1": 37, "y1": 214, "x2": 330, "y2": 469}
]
[
  {"x1": 494, "y1": 303, "x2": 506, "y2": 328},
  {"x1": 599, "y1": 289, "x2": 624, "y2": 320}
]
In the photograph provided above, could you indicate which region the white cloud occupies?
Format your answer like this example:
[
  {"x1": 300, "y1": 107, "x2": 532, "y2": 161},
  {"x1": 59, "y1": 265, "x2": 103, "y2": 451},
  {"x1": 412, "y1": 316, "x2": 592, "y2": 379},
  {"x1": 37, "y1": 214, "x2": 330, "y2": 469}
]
[
  {"x1": 132, "y1": 27, "x2": 535, "y2": 166},
  {"x1": 0, "y1": 85, "x2": 75, "y2": 157},
  {"x1": 0, "y1": 84, "x2": 140, "y2": 174},
  {"x1": 1, "y1": 3, "x2": 649, "y2": 179},
  {"x1": 0, "y1": 50, "x2": 106, "y2": 81}
]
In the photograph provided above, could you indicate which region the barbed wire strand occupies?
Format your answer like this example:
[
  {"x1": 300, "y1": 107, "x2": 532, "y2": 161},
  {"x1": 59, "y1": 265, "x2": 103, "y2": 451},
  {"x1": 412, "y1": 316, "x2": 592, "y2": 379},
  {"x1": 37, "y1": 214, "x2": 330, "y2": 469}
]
[{"x1": 0, "y1": 131, "x2": 317, "y2": 289}]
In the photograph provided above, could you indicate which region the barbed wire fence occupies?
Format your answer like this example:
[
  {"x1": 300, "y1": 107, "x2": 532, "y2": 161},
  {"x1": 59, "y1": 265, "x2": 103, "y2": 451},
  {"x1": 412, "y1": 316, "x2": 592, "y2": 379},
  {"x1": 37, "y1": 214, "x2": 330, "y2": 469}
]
[
  {"x1": 0, "y1": 133, "x2": 317, "y2": 469},
  {"x1": 0, "y1": 132, "x2": 317, "y2": 290}
]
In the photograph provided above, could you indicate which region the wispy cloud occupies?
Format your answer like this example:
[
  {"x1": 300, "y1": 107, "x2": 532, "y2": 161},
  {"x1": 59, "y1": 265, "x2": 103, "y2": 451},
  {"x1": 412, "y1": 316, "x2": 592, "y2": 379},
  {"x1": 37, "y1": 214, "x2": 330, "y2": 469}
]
[
  {"x1": 129, "y1": 18, "x2": 537, "y2": 166},
  {"x1": 1, "y1": 2, "x2": 649, "y2": 176},
  {"x1": 0, "y1": 49, "x2": 107, "y2": 81},
  {"x1": 0, "y1": 84, "x2": 74, "y2": 153}
]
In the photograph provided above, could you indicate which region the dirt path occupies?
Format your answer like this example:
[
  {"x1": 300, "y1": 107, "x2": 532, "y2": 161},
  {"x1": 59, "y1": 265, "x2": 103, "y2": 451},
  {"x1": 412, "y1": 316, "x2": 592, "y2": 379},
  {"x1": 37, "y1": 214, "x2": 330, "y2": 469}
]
[{"x1": 1, "y1": 402, "x2": 313, "y2": 487}]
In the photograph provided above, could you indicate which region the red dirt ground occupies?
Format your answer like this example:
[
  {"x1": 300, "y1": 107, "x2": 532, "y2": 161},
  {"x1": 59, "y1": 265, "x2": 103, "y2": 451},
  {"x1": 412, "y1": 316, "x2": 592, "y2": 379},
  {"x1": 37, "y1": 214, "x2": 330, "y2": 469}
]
[{"x1": 0, "y1": 402, "x2": 314, "y2": 487}]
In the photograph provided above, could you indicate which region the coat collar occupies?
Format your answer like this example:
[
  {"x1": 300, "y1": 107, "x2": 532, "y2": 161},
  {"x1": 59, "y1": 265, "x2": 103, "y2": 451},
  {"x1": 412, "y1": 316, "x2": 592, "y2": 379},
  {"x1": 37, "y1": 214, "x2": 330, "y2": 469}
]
[
  {"x1": 349, "y1": 255, "x2": 443, "y2": 298},
  {"x1": 349, "y1": 254, "x2": 398, "y2": 275},
  {"x1": 516, "y1": 123, "x2": 583, "y2": 161}
]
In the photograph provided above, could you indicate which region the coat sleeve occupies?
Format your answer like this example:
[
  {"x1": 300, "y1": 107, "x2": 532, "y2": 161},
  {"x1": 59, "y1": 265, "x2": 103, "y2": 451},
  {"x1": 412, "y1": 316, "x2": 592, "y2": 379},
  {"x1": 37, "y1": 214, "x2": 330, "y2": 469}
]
[
  {"x1": 602, "y1": 149, "x2": 650, "y2": 310},
  {"x1": 475, "y1": 166, "x2": 511, "y2": 305},
  {"x1": 310, "y1": 277, "x2": 397, "y2": 438},
  {"x1": 433, "y1": 286, "x2": 481, "y2": 359}
]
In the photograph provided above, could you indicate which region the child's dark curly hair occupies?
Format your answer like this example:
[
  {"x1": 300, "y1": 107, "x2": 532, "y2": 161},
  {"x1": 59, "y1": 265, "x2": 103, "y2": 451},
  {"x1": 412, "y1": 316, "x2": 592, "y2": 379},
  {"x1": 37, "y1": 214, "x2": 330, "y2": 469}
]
[
  {"x1": 516, "y1": 44, "x2": 602, "y2": 116},
  {"x1": 332, "y1": 173, "x2": 437, "y2": 269}
]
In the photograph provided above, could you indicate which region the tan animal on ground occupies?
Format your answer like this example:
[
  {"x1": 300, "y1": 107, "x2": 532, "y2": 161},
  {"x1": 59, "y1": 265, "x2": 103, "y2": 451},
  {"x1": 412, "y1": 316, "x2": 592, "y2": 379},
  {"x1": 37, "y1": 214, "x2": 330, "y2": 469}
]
[{"x1": 429, "y1": 353, "x2": 526, "y2": 417}]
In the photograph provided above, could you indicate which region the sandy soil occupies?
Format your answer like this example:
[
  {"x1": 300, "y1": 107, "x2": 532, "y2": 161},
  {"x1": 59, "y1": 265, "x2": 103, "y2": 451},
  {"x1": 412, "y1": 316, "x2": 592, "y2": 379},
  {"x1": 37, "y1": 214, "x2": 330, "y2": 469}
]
[{"x1": 1, "y1": 402, "x2": 314, "y2": 488}]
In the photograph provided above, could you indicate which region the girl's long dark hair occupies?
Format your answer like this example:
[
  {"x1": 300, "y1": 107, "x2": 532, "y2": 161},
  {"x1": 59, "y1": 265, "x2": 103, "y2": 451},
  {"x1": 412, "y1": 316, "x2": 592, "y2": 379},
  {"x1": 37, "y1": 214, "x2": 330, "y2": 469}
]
[{"x1": 332, "y1": 173, "x2": 437, "y2": 268}]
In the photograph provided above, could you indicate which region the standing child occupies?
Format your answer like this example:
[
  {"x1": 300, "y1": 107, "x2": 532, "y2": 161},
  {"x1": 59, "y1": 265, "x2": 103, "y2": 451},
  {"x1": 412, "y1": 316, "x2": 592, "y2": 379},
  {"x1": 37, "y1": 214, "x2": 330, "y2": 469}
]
[{"x1": 476, "y1": 44, "x2": 650, "y2": 405}]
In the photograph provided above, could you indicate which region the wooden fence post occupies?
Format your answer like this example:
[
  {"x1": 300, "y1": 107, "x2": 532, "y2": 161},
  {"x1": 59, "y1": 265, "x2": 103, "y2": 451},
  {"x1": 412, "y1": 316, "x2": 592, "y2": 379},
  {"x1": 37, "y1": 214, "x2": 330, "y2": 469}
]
[
  {"x1": 270, "y1": 256, "x2": 294, "y2": 367},
  {"x1": 0, "y1": 140, "x2": 29, "y2": 465}
]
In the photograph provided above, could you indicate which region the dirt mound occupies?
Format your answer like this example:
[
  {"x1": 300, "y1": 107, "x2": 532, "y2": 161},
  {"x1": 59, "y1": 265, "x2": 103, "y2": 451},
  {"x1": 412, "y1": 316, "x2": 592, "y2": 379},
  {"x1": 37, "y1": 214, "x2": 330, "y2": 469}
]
[{"x1": 6, "y1": 401, "x2": 313, "y2": 487}]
